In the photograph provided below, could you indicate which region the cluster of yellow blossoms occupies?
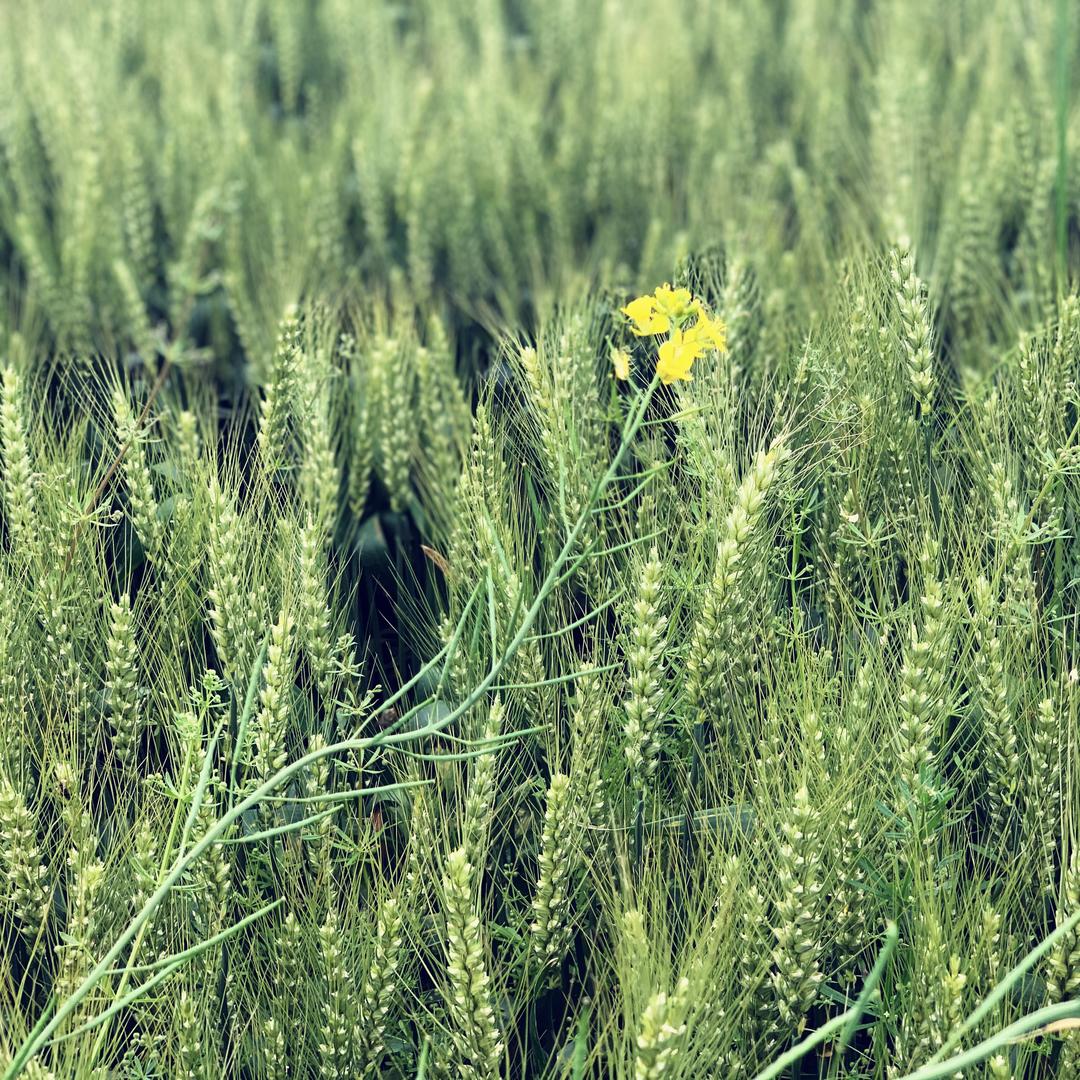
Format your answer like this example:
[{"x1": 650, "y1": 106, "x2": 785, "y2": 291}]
[{"x1": 614, "y1": 284, "x2": 727, "y2": 385}]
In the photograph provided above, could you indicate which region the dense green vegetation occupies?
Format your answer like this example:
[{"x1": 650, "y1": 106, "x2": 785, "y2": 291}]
[{"x1": 2, "y1": 0, "x2": 1080, "y2": 1076}]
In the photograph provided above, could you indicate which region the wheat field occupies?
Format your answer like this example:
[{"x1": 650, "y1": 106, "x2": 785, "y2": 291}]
[{"x1": 1, "y1": 0, "x2": 1080, "y2": 1077}]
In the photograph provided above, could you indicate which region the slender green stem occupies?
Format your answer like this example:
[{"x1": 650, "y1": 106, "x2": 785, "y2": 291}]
[
  {"x1": 5, "y1": 373, "x2": 661, "y2": 1080},
  {"x1": 900, "y1": 1000, "x2": 1080, "y2": 1080},
  {"x1": 754, "y1": 922, "x2": 897, "y2": 1080},
  {"x1": 924, "y1": 906, "x2": 1080, "y2": 1066}
]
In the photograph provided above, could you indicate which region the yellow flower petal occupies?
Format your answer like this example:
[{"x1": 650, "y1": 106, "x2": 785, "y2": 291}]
[
  {"x1": 610, "y1": 347, "x2": 631, "y2": 381},
  {"x1": 620, "y1": 294, "x2": 670, "y2": 336},
  {"x1": 684, "y1": 311, "x2": 727, "y2": 353},
  {"x1": 621, "y1": 295, "x2": 654, "y2": 324},
  {"x1": 655, "y1": 329, "x2": 702, "y2": 385}
]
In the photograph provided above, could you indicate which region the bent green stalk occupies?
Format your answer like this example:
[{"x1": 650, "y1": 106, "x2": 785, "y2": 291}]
[
  {"x1": 4, "y1": 374, "x2": 660, "y2": 1080},
  {"x1": 753, "y1": 921, "x2": 897, "y2": 1080},
  {"x1": 899, "y1": 1000, "x2": 1080, "y2": 1079}
]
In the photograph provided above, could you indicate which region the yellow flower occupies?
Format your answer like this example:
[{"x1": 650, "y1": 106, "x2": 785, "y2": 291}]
[
  {"x1": 610, "y1": 347, "x2": 631, "y2": 381},
  {"x1": 652, "y1": 283, "x2": 695, "y2": 323},
  {"x1": 655, "y1": 328, "x2": 704, "y2": 385},
  {"x1": 684, "y1": 310, "x2": 727, "y2": 353},
  {"x1": 621, "y1": 294, "x2": 670, "y2": 336}
]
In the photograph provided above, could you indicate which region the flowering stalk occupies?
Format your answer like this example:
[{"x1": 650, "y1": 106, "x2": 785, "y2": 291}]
[{"x1": 6, "y1": 338, "x2": 662, "y2": 1080}]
